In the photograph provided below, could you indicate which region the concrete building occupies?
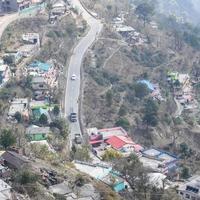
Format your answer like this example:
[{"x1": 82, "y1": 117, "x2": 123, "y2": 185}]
[
  {"x1": 26, "y1": 125, "x2": 50, "y2": 141},
  {"x1": 0, "y1": 62, "x2": 11, "y2": 87},
  {"x1": 178, "y1": 176, "x2": 200, "y2": 200},
  {"x1": 51, "y1": 0, "x2": 67, "y2": 15},
  {"x1": 8, "y1": 98, "x2": 29, "y2": 119},
  {"x1": 0, "y1": 179, "x2": 11, "y2": 199},
  {"x1": 22, "y1": 33, "x2": 40, "y2": 45},
  {"x1": 140, "y1": 148, "x2": 179, "y2": 177},
  {"x1": 1, "y1": 151, "x2": 30, "y2": 170},
  {"x1": 0, "y1": 0, "x2": 31, "y2": 13}
]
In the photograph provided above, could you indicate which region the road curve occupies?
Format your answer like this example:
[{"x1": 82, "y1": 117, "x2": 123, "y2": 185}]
[
  {"x1": 0, "y1": 14, "x2": 18, "y2": 39},
  {"x1": 64, "y1": 0, "x2": 103, "y2": 146}
]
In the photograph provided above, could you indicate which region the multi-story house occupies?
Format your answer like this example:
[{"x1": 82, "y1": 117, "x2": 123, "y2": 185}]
[
  {"x1": 0, "y1": 0, "x2": 31, "y2": 13},
  {"x1": 178, "y1": 176, "x2": 200, "y2": 200}
]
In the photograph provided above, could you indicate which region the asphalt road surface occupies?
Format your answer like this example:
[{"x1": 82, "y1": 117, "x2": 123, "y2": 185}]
[{"x1": 64, "y1": 0, "x2": 103, "y2": 147}]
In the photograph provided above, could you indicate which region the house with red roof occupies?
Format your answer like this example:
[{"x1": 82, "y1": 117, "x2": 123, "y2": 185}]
[
  {"x1": 88, "y1": 127, "x2": 128, "y2": 146},
  {"x1": 106, "y1": 135, "x2": 143, "y2": 154}
]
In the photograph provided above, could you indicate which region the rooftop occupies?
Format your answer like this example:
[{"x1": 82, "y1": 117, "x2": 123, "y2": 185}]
[
  {"x1": 74, "y1": 162, "x2": 111, "y2": 179},
  {"x1": 0, "y1": 65, "x2": 8, "y2": 72},
  {"x1": 101, "y1": 173, "x2": 124, "y2": 186},
  {"x1": 88, "y1": 127, "x2": 127, "y2": 140},
  {"x1": 22, "y1": 33, "x2": 39, "y2": 41},
  {"x1": 0, "y1": 179, "x2": 11, "y2": 192},
  {"x1": 2, "y1": 151, "x2": 29, "y2": 169},
  {"x1": 142, "y1": 148, "x2": 177, "y2": 163},
  {"x1": 11, "y1": 98, "x2": 28, "y2": 104},
  {"x1": 8, "y1": 98, "x2": 28, "y2": 116},
  {"x1": 49, "y1": 182, "x2": 72, "y2": 195},
  {"x1": 115, "y1": 25, "x2": 135, "y2": 32},
  {"x1": 106, "y1": 135, "x2": 134, "y2": 150},
  {"x1": 32, "y1": 76, "x2": 46, "y2": 83},
  {"x1": 29, "y1": 61, "x2": 51, "y2": 72},
  {"x1": 30, "y1": 100, "x2": 48, "y2": 108},
  {"x1": 148, "y1": 173, "x2": 167, "y2": 189},
  {"x1": 179, "y1": 176, "x2": 200, "y2": 195},
  {"x1": 26, "y1": 125, "x2": 50, "y2": 135}
]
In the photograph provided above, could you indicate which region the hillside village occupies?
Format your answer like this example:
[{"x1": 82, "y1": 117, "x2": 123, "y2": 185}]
[{"x1": 0, "y1": 0, "x2": 199, "y2": 200}]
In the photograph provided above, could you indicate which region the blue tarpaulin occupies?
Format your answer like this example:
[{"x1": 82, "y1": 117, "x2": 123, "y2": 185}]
[
  {"x1": 29, "y1": 61, "x2": 51, "y2": 72},
  {"x1": 138, "y1": 80, "x2": 155, "y2": 91}
]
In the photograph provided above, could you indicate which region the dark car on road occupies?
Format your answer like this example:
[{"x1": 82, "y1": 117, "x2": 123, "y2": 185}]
[
  {"x1": 74, "y1": 133, "x2": 82, "y2": 144},
  {"x1": 70, "y1": 112, "x2": 77, "y2": 122}
]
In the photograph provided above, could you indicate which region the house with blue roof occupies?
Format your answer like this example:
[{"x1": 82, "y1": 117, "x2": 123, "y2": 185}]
[
  {"x1": 29, "y1": 60, "x2": 51, "y2": 73},
  {"x1": 140, "y1": 148, "x2": 179, "y2": 177}
]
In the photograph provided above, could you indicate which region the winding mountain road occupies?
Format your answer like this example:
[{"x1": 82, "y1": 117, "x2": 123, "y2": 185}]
[
  {"x1": 0, "y1": 13, "x2": 18, "y2": 39},
  {"x1": 64, "y1": 0, "x2": 103, "y2": 146}
]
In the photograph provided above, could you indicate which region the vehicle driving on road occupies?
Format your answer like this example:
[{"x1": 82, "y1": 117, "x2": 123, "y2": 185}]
[
  {"x1": 71, "y1": 74, "x2": 77, "y2": 80},
  {"x1": 70, "y1": 112, "x2": 77, "y2": 122},
  {"x1": 74, "y1": 133, "x2": 82, "y2": 144}
]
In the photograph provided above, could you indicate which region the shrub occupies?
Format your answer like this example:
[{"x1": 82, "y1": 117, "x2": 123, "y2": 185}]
[{"x1": 102, "y1": 149, "x2": 122, "y2": 161}]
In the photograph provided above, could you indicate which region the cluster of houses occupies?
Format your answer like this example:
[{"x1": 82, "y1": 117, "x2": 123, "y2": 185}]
[
  {"x1": 2, "y1": 32, "x2": 40, "y2": 68},
  {"x1": 27, "y1": 59, "x2": 60, "y2": 89},
  {"x1": 167, "y1": 71, "x2": 198, "y2": 111},
  {"x1": 0, "y1": 0, "x2": 44, "y2": 13},
  {"x1": 71, "y1": 127, "x2": 178, "y2": 192},
  {"x1": 112, "y1": 13, "x2": 148, "y2": 47}
]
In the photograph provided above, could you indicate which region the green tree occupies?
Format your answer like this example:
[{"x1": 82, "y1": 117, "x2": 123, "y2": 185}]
[
  {"x1": 73, "y1": 146, "x2": 90, "y2": 161},
  {"x1": 105, "y1": 89, "x2": 113, "y2": 106},
  {"x1": 102, "y1": 149, "x2": 122, "y2": 161},
  {"x1": 0, "y1": 129, "x2": 16, "y2": 149},
  {"x1": 135, "y1": 1, "x2": 155, "y2": 26},
  {"x1": 3, "y1": 55, "x2": 14, "y2": 65},
  {"x1": 53, "y1": 105, "x2": 60, "y2": 116},
  {"x1": 116, "y1": 117, "x2": 130, "y2": 131},
  {"x1": 114, "y1": 154, "x2": 150, "y2": 199},
  {"x1": 75, "y1": 174, "x2": 85, "y2": 187},
  {"x1": 118, "y1": 105, "x2": 127, "y2": 116},
  {"x1": 0, "y1": 88, "x2": 12, "y2": 100},
  {"x1": 14, "y1": 112, "x2": 22, "y2": 123},
  {"x1": 181, "y1": 166, "x2": 190, "y2": 179},
  {"x1": 50, "y1": 118, "x2": 69, "y2": 139},
  {"x1": 14, "y1": 169, "x2": 38, "y2": 185},
  {"x1": 180, "y1": 143, "x2": 188, "y2": 154},
  {"x1": 134, "y1": 82, "x2": 150, "y2": 99},
  {"x1": 39, "y1": 114, "x2": 48, "y2": 125},
  {"x1": 143, "y1": 98, "x2": 158, "y2": 127}
]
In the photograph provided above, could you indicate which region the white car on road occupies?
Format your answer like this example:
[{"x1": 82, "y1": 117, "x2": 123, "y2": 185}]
[{"x1": 71, "y1": 74, "x2": 77, "y2": 80}]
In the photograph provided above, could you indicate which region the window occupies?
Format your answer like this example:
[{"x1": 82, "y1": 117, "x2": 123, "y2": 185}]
[
  {"x1": 180, "y1": 192, "x2": 183, "y2": 196},
  {"x1": 191, "y1": 196, "x2": 196, "y2": 200},
  {"x1": 186, "y1": 194, "x2": 190, "y2": 199}
]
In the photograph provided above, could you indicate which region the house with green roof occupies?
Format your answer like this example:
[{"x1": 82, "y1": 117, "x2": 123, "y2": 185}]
[{"x1": 26, "y1": 125, "x2": 50, "y2": 141}]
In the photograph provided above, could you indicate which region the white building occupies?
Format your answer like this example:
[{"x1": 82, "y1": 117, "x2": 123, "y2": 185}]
[
  {"x1": 22, "y1": 33, "x2": 40, "y2": 46},
  {"x1": 0, "y1": 179, "x2": 12, "y2": 200},
  {"x1": 178, "y1": 176, "x2": 200, "y2": 200},
  {"x1": 8, "y1": 98, "x2": 29, "y2": 117}
]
